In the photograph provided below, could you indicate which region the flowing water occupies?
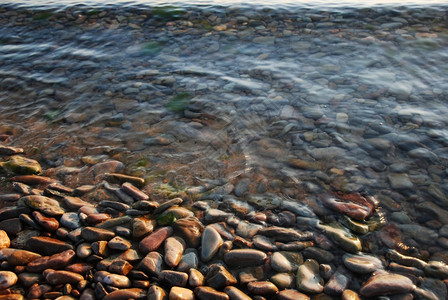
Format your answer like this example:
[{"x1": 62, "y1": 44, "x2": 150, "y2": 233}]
[{"x1": 1, "y1": 0, "x2": 448, "y2": 262}]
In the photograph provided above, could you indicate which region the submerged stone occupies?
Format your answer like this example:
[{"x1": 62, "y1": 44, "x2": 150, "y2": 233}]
[
  {"x1": 359, "y1": 272, "x2": 416, "y2": 297},
  {"x1": 296, "y1": 259, "x2": 324, "y2": 294}
]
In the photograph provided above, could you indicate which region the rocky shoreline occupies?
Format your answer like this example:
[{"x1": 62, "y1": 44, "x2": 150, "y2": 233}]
[{"x1": 1, "y1": 145, "x2": 448, "y2": 299}]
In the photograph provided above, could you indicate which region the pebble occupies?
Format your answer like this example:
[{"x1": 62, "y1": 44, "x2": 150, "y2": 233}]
[
  {"x1": 159, "y1": 270, "x2": 189, "y2": 287},
  {"x1": 0, "y1": 271, "x2": 18, "y2": 289},
  {"x1": 139, "y1": 226, "x2": 173, "y2": 254},
  {"x1": 26, "y1": 249, "x2": 76, "y2": 272},
  {"x1": 60, "y1": 212, "x2": 81, "y2": 229},
  {"x1": 342, "y1": 253, "x2": 384, "y2": 274},
  {"x1": 277, "y1": 289, "x2": 310, "y2": 300},
  {"x1": 296, "y1": 259, "x2": 324, "y2": 294},
  {"x1": 169, "y1": 286, "x2": 194, "y2": 300},
  {"x1": 0, "y1": 230, "x2": 9, "y2": 249},
  {"x1": 247, "y1": 281, "x2": 279, "y2": 296},
  {"x1": 137, "y1": 252, "x2": 164, "y2": 276},
  {"x1": 81, "y1": 227, "x2": 116, "y2": 242},
  {"x1": 201, "y1": 226, "x2": 223, "y2": 262},
  {"x1": 108, "y1": 236, "x2": 132, "y2": 251},
  {"x1": 271, "y1": 273, "x2": 295, "y2": 290},
  {"x1": 19, "y1": 195, "x2": 65, "y2": 216},
  {"x1": 173, "y1": 216, "x2": 204, "y2": 248},
  {"x1": 224, "y1": 249, "x2": 267, "y2": 267},
  {"x1": 223, "y1": 286, "x2": 252, "y2": 300},
  {"x1": 205, "y1": 264, "x2": 237, "y2": 290},
  {"x1": 164, "y1": 236, "x2": 186, "y2": 268},
  {"x1": 195, "y1": 286, "x2": 229, "y2": 300},
  {"x1": 95, "y1": 270, "x2": 131, "y2": 288},
  {"x1": 147, "y1": 285, "x2": 167, "y2": 300},
  {"x1": 45, "y1": 269, "x2": 84, "y2": 285},
  {"x1": 359, "y1": 272, "x2": 416, "y2": 297}
]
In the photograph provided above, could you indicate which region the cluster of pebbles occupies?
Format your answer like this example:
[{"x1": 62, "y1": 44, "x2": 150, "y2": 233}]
[{"x1": 1, "y1": 145, "x2": 448, "y2": 300}]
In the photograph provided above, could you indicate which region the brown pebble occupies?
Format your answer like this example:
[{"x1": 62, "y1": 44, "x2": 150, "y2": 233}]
[
  {"x1": 139, "y1": 226, "x2": 173, "y2": 254},
  {"x1": 32, "y1": 211, "x2": 59, "y2": 232},
  {"x1": 247, "y1": 281, "x2": 279, "y2": 296},
  {"x1": 26, "y1": 249, "x2": 76, "y2": 273},
  {"x1": 277, "y1": 289, "x2": 310, "y2": 300},
  {"x1": 195, "y1": 286, "x2": 229, "y2": 300},
  {"x1": 45, "y1": 269, "x2": 84, "y2": 285}
]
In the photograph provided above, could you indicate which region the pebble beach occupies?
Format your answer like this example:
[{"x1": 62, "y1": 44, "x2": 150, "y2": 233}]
[{"x1": 1, "y1": 1, "x2": 448, "y2": 299}]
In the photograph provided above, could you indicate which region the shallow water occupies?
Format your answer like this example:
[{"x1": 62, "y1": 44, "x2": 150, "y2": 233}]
[{"x1": 1, "y1": 0, "x2": 448, "y2": 258}]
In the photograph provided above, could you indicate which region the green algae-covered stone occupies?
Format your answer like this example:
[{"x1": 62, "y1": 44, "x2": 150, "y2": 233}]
[{"x1": 1, "y1": 155, "x2": 41, "y2": 175}]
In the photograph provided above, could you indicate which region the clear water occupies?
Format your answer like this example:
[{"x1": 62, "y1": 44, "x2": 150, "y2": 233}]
[{"x1": 1, "y1": 0, "x2": 448, "y2": 257}]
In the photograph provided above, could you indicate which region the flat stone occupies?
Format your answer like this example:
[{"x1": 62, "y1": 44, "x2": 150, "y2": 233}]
[
  {"x1": 296, "y1": 259, "x2": 324, "y2": 294},
  {"x1": 19, "y1": 195, "x2": 65, "y2": 216},
  {"x1": 205, "y1": 264, "x2": 237, "y2": 290},
  {"x1": 7, "y1": 249, "x2": 41, "y2": 266},
  {"x1": 224, "y1": 249, "x2": 267, "y2": 267},
  {"x1": 26, "y1": 236, "x2": 74, "y2": 256},
  {"x1": 159, "y1": 270, "x2": 188, "y2": 287},
  {"x1": 32, "y1": 211, "x2": 59, "y2": 232},
  {"x1": 139, "y1": 226, "x2": 173, "y2": 254},
  {"x1": 81, "y1": 227, "x2": 115, "y2": 242},
  {"x1": 277, "y1": 289, "x2": 310, "y2": 300},
  {"x1": 0, "y1": 230, "x2": 10, "y2": 249},
  {"x1": 169, "y1": 286, "x2": 194, "y2": 300},
  {"x1": 45, "y1": 269, "x2": 84, "y2": 285},
  {"x1": 63, "y1": 196, "x2": 94, "y2": 210},
  {"x1": 247, "y1": 281, "x2": 279, "y2": 296},
  {"x1": 343, "y1": 253, "x2": 384, "y2": 274},
  {"x1": 201, "y1": 226, "x2": 223, "y2": 262},
  {"x1": 121, "y1": 182, "x2": 148, "y2": 200},
  {"x1": 0, "y1": 271, "x2": 18, "y2": 289},
  {"x1": 195, "y1": 286, "x2": 229, "y2": 300},
  {"x1": 164, "y1": 236, "x2": 186, "y2": 268},
  {"x1": 388, "y1": 173, "x2": 414, "y2": 190},
  {"x1": 174, "y1": 216, "x2": 204, "y2": 248},
  {"x1": 108, "y1": 236, "x2": 131, "y2": 251},
  {"x1": 103, "y1": 288, "x2": 146, "y2": 300},
  {"x1": 26, "y1": 249, "x2": 76, "y2": 273},
  {"x1": 2, "y1": 155, "x2": 41, "y2": 175},
  {"x1": 253, "y1": 235, "x2": 277, "y2": 251},
  {"x1": 223, "y1": 286, "x2": 252, "y2": 300},
  {"x1": 258, "y1": 226, "x2": 309, "y2": 242},
  {"x1": 360, "y1": 272, "x2": 416, "y2": 297}
]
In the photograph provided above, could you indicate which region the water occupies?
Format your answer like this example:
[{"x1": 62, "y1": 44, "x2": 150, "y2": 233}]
[{"x1": 1, "y1": 0, "x2": 448, "y2": 258}]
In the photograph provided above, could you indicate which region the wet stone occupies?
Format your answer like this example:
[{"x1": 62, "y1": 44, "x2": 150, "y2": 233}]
[
  {"x1": 174, "y1": 216, "x2": 204, "y2": 248},
  {"x1": 253, "y1": 235, "x2": 277, "y2": 251},
  {"x1": 1, "y1": 155, "x2": 41, "y2": 175},
  {"x1": 201, "y1": 225, "x2": 223, "y2": 262},
  {"x1": 323, "y1": 266, "x2": 351, "y2": 296},
  {"x1": 296, "y1": 259, "x2": 324, "y2": 294},
  {"x1": 103, "y1": 288, "x2": 146, "y2": 300},
  {"x1": 236, "y1": 221, "x2": 263, "y2": 239},
  {"x1": 133, "y1": 217, "x2": 156, "y2": 239},
  {"x1": 302, "y1": 247, "x2": 334, "y2": 264},
  {"x1": 0, "y1": 218, "x2": 22, "y2": 235},
  {"x1": 343, "y1": 253, "x2": 384, "y2": 274},
  {"x1": 359, "y1": 272, "x2": 416, "y2": 297},
  {"x1": 271, "y1": 252, "x2": 294, "y2": 273}
]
